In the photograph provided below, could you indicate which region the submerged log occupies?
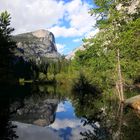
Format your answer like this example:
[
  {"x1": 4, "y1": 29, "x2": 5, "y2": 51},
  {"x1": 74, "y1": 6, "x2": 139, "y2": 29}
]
[{"x1": 125, "y1": 95, "x2": 140, "y2": 110}]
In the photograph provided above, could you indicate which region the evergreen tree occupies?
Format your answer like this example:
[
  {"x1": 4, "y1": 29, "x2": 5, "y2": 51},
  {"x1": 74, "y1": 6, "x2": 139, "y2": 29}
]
[{"x1": 0, "y1": 11, "x2": 15, "y2": 81}]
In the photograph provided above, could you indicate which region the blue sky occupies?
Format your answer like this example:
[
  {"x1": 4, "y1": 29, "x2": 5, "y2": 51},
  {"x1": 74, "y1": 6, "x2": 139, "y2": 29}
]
[{"x1": 0, "y1": 0, "x2": 98, "y2": 55}]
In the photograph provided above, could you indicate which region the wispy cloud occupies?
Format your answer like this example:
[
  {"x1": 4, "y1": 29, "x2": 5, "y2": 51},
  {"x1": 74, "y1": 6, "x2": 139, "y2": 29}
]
[
  {"x1": 85, "y1": 28, "x2": 99, "y2": 38},
  {"x1": 56, "y1": 43, "x2": 66, "y2": 53},
  {"x1": 73, "y1": 38, "x2": 82, "y2": 43}
]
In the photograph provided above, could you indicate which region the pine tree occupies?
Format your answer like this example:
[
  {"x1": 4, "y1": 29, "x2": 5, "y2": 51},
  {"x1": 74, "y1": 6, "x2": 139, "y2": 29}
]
[{"x1": 0, "y1": 11, "x2": 15, "y2": 82}]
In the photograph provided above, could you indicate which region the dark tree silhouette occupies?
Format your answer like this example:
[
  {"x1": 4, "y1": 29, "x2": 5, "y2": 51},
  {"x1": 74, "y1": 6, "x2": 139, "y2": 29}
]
[{"x1": 0, "y1": 11, "x2": 16, "y2": 83}]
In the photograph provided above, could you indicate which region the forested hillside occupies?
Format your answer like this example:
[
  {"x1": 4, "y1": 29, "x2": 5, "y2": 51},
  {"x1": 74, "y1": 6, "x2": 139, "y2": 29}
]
[{"x1": 72, "y1": 0, "x2": 140, "y2": 100}]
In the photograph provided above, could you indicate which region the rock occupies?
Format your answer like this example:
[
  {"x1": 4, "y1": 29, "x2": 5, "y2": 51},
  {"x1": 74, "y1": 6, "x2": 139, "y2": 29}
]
[
  {"x1": 125, "y1": 95, "x2": 140, "y2": 110},
  {"x1": 116, "y1": 0, "x2": 140, "y2": 14},
  {"x1": 131, "y1": 101, "x2": 140, "y2": 110},
  {"x1": 13, "y1": 29, "x2": 60, "y2": 64},
  {"x1": 10, "y1": 101, "x2": 21, "y2": 113},
  {"x1": 33, "y1": 119, "x2": 48, "y2": 127},
  {"x1": 128, "y1": 0, "x2": 140, "y2": 14}
]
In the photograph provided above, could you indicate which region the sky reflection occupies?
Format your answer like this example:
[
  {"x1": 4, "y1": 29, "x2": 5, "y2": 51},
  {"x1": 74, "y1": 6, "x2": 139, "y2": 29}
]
[{"x1": 13, "y1": 100, "x2": 93, "y2": 140}]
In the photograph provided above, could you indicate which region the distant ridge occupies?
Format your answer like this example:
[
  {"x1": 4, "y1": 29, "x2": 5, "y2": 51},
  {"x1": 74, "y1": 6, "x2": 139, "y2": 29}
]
[{"x1": 66, "y1": 45, "x2": 85, "y2": 60}]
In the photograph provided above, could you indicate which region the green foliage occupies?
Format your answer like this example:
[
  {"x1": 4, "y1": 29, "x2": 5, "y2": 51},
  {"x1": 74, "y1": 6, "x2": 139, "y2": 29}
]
[
  {"x1": 0, "y1": 11, "x2": 15, "y2": 61},
  {"x1": 0, "y1": 11, "x2": 14, "y2": 38},
  {"x1": 72, "y1": 0, "x2": 140, "y2": 95},
  {"x1": 72, "y1": 72, "x2": 101, "y2": 95},
  {"x1": 0, "y1": 11, "x2": 16, "y2": 83}
]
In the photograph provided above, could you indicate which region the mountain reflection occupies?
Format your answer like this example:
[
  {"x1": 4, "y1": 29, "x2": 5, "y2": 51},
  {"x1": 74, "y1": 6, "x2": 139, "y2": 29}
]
[
  {"x1": 0, "y1": 84, "x2": 140, "y2": 140},
  {"x1": 13, "y1": 98, "x2": 59, "y2": 127},
  {"x1": 0, "y1": 84, "x2": 63, "y2": 140}
]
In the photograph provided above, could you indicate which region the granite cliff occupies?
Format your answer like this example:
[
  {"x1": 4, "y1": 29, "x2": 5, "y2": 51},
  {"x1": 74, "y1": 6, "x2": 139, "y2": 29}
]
[{"x1": 13, "y1": 29, "x2": 60, "y2": 64}]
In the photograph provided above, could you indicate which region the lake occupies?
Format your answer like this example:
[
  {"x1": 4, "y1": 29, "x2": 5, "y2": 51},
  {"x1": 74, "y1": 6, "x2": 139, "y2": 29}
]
[{"x1": 0, "y1": 84, "x2": 140, "y2": 140}]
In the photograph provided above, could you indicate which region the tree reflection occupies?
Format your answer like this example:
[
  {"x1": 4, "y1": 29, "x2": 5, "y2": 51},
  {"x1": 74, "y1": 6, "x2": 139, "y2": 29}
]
[
  {"x1": 0, "y1": 85, "x2": 32, "y2": 140},
  {"x1": 80, "y1": 113, "x2": 110, "y2": 140},
  {"x1": 0, "y1": 100, "x2": 18, "y2": 140},
  {"x1": 0, "y1": 82, "x2": 140, "y2": 140},
  {"x1": 0, "y1": 84, "x2": 58, "y2": 139},
  {"x1": 71, "y1": 81, "x2": 140, "y2": 140}
]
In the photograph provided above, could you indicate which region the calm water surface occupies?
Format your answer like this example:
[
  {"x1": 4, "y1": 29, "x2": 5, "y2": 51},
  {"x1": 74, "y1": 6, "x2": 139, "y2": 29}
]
[{"x1": 0, "y1": 84, "x2": 140, "y2": 140}]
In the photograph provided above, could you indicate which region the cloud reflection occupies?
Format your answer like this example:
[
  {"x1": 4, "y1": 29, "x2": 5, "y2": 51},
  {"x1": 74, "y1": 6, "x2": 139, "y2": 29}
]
[
  {"x1": 13, "y1": 122, "x2": 62, "y2": 140},
  {"x1": 50, "y1": 118, "x2": 93, "y2": 140},
  {"x1": 56, "y1": 103, "x2": 66, "y2": 113}
]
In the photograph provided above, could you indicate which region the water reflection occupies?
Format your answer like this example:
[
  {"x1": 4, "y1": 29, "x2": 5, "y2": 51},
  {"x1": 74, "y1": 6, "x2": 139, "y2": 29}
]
[
  {"x1": 0, "y1": 99, "x2": 18, "y2": 140},
  {"x1": 0, "y1": 85, "x2": 28, "y2": 140},
  {"x1": 12, "y1": 122, "x2": 62, "y2": 140},
  {"x1": 13, "y1": 98, "x2": 58, "y2": 126},
  {"x1": 0, "y1": 84, "x2": 140, "y2": 140}
]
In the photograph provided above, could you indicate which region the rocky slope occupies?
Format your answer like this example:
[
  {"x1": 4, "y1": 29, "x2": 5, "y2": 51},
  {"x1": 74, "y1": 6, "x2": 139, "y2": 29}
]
[
  {"x1": 13, "y1": 29, "x2": 60, "y2": 63},
  {"x1": 66, "y1": 44, "x2": 85, "y2": 60}
]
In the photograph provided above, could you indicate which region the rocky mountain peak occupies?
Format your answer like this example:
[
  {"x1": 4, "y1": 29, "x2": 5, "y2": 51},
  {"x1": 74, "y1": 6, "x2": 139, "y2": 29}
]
[
  {"x1": 13, "y1": 29, "x2": 60, "y2": 63},
  {"x1": 32, "y1": 29, "x2": 55, "y2": 43},
  {"x1": 32, "y1": 29, "x2": 49, "y2": 38}
]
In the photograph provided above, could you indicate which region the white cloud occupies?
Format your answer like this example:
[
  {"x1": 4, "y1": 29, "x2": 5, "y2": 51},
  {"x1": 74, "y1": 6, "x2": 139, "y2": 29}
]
[
  {"x1": 50, "y1": 118, "x2": 93, "y2": 131},
  {"x1": 50, "y1": 118, "x2": 80, "y2": 130},
  {"x1": 0, "y1": 0, "x2": 97, "y2": 37},
  {"x1": 50, "y1": 26, "x2": 82, "y2": 37},
  {"x1": 50, "y1": 0, "x2": 97, "y2": 38},
  {"x1": 56, "y1": 102, "x2": 66, "y2": 113},
  {"x1": 66, "y1": 0, "x2": 96, "y2": 31},
  {"x1": 0, "y1": 0, "x2": 65, "y2": 34},
  {"x1": 56, "y1": 43, "x2": 66, "y2": 53},
  {"x1": 85, "y1": 28, "x2": 99, "y2": 38},
  {"x1": 50, "y1": 118, "x2": 94, "y2": 140},
  {"x1": 73, "y1": 38, "x2": 82, "y2": 42}
]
